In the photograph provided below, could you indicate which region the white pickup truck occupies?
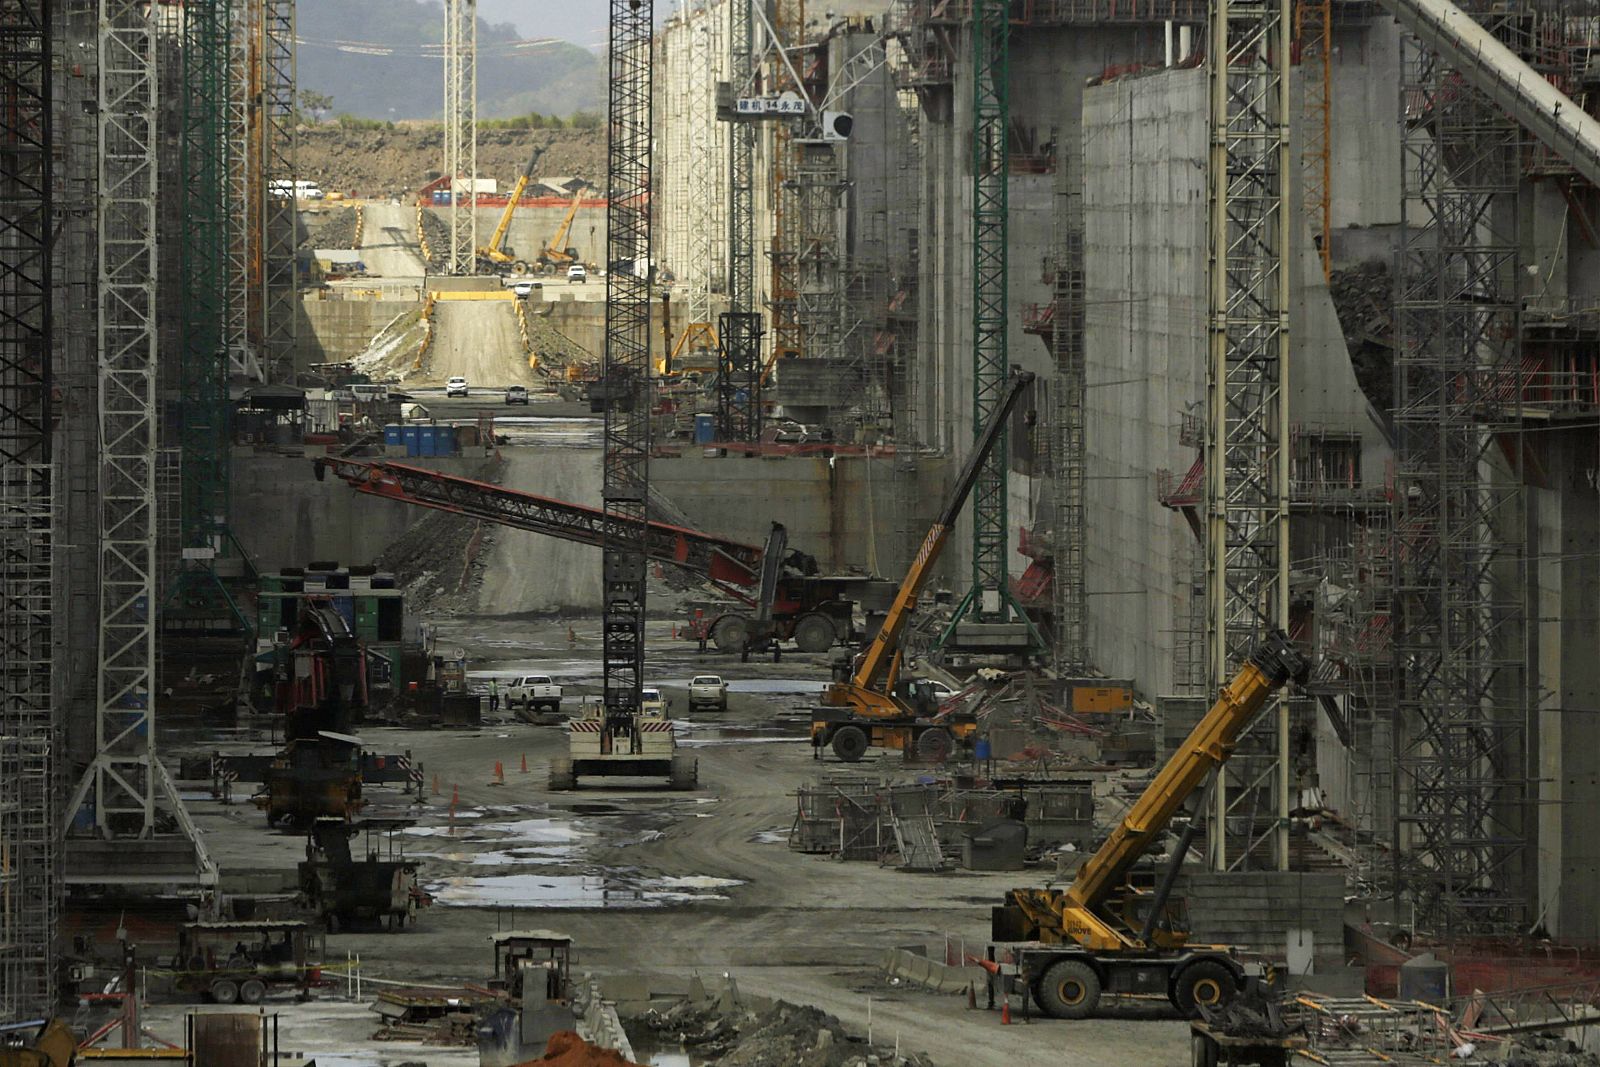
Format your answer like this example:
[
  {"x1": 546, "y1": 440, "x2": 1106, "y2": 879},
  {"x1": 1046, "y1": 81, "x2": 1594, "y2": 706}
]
[
  {"x1": 687, "y1": 675, "x2": 728, "y2": 713},
  {"x1": 506, "y1": 675, "x2": 562, "y2": 715}
]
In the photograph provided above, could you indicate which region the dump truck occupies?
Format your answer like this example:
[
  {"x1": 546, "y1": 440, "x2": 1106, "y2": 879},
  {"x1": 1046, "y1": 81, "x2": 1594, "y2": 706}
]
[{"x1": 990, "y1": 631, "x2": 1311, "y2": 1019}]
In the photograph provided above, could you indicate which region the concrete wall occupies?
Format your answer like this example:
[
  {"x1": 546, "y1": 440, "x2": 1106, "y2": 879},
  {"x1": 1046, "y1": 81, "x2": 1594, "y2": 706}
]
[
  {"x1": 297, "y1": 297, "x2": 421, "y2": 367},
  {"x1": 1083, "y1": 68, "x2": 1208, "y2": 696},
  {"x1": 1328, "y1": 19, "x2": 1403, "y2": 236},
  {"x1": 1181, "y1": 871, "x2": 1346, "y2": 970},
  {"x1": 230, "y1": 450, "x2": 495, "y2": 574},
  {"x1": 652, "y1": 452, "x2": 951, "y2": 579}
]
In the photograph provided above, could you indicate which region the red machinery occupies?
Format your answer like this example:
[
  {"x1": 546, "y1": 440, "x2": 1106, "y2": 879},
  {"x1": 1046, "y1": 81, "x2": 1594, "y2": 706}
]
[{"x1": 313, "y1": 457, "x2": 886, "y2": 653}]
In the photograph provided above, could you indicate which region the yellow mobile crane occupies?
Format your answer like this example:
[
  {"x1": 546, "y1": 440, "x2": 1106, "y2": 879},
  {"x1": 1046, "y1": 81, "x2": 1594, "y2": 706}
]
[
  {"x1": 810, "y1": 369, "x2": 1035, "y2": 764},
  {"x1": 991, "y1": 630, "x2": 1310, "y2": 1020},
  {"x1": 476, "y1": 150, "x2": 583, "y2": 276}
]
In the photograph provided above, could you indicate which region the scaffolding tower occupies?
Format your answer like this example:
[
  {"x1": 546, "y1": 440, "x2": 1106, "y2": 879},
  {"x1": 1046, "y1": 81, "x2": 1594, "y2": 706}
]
[
  {"x1": 794, "y1": 140, "x2": 846, "y2": 363},
  {"x1": 226, "y1": 0, "x2": 253, "y2": 379},
  {"x1": 251, "y1": 0, "x2": 296, "y2": 378},
  {"x1": 66, "y1": 0, "x2": 214, "y2": 886},
  {"x1": 1297, "y1": 0, "x2": 1332, "y2": 281},
  {"x1": 444, "y1": 0, "x2": 477, "y2": 274},
  {"x1": 1050, "y1": 125, "x2": 1089, "y2": 673},
  {"x1": 941, "y1": 0, "x2": 1037, "y2": 647},
  {"x1": 173, "y1": 0, "x2": 245, "y2": 629},
  {"x1": 1204, "y1": 0, "x2": 1292, "y2": 870},
  {"x1": 1392, "y1": 28, "x2": 1530, "y2": 937},
  {"x1": 600, "y1": 0, "x2": 654, "y2": 726},
  {"x1": 727, "y1": 0, "x2": 756, "y2": 318},
  {"x1": 0, "y1": 0, "x2": 59, "y2": 1016}
]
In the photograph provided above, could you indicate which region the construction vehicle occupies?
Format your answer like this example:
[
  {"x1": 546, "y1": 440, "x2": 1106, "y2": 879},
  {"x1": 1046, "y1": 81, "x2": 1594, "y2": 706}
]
[
  {"x1": 477, "y1": 931, "x2": 577, "y2": 1067},
  {"x1": 255, "y1": 599, "x2": 368, "y2": 826},
  {"x1": 298, "y1": 817, "x2": 429, "y2": 932},
  {"x1": 990, "y1": 630, "x2": 1310, "y2": 1020},
  {"x1": 475, "y1": 145, "x2": 584, "y2": 276},
  {"x1": 809, "y1": 370, "x2": 1036, "y2": 764},
  {"x1": 314, "y1": 457, "x2": 891, "y2": 652},
  {"x1": 171, "y1": 920, "x2": 322, "y2": 1004},
  {"x1": 548, "y1": 696, "x2": 695, "y2": 791},
  {"x1": 0, "y1": 1020, "x2": 76, "y2": 1067}
]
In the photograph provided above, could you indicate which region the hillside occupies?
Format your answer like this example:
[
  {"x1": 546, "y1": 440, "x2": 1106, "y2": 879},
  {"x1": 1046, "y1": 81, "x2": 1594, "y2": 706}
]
[
  {"x1": 298, "y1": 125, "x2": 607, "y2": 200},
  {"x1": 297, "y1": 0, "x2": 604, "y2": 120}
]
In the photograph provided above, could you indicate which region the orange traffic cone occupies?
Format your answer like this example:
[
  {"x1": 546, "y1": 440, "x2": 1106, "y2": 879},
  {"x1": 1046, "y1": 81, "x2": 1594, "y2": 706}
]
[
  {"x1": 520, "y1": 753, "x2": 528, "y2": 773},
  {"x1": 1001, "y1": 1000, "x2": 1011, "y2": 1025},
  {"x1": 451, "y1": 783, "x2": 459, "y2": 805},
  {"x1": 432, "y1": 774, "x2": 441, "y2": 796},
  {"x1": 491, "y1": 760, "x2": 505, "y2": 786}
]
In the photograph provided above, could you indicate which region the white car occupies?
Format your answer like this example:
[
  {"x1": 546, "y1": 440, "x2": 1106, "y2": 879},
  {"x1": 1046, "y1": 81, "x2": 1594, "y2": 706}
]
[
  {"x1": 567, "y1": 264, "x2": 587, "y2": 284},
  {"x1": 512, "y1": 281, "x2": 536, "y2": 298},
  {"x1": 687, "y1": 675, "x2": 728, "y2": 713},
  {"x1": 445, "y1": 376, "x2": 468, "y2": 397}
]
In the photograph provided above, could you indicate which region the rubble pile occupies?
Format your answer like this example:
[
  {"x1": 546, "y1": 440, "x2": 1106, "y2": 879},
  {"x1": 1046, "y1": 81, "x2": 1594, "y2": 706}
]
[
  {"x1": 304, "y1": 206, "x2": 360, "y2": 250},
  {"x1": 1327, "y1": 260, "x2": 1394, "y2": 412},
  {"x1": 639, "y1": 998, "x2": 937, "y2": 1067},
  {"x1": 420, "y1": 211, "x2": 452, "y2": 272},
  {"x1": 375, "y1": 506, "x2": 491, "y2": 614},
  {"x1": 1499, "y1": 1035, "x2": 1600, "y2": 1067}
]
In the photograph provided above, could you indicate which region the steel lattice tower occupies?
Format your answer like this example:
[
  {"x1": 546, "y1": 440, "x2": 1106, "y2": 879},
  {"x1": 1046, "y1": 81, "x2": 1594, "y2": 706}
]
[
  {"x1": 1050, "y1": 138, "x2": 1089, "y2": 673},
  {"x1": 1392, "y1": 31, "x2": 1529, "y2": 937},
  {"x1": 226, "y1": 0, "x2": 254, "y2": 379},
  {"x1": 444, "y1": 0, "x2": 477, "y2": 274},
  {"x1": 85, "y1": 0, "x2": 161, "y2": 839},
  {"x1": 0, "y1": 0, "x2": 59, "y2": 1015},
  {"x1": 942, "y1": 0, "x2": 1034, "y2": 642},
  {"x1": 1204, "y1": 0, "x2": 1292, "y2": 870},
  {"x1": 173, "y1": 0, "x2": 244, "y2": 628},
  {"x1": 250, "y1": 0, "x2": 296, "y2": 378},
  {"x1": 716, "y1": 0, "x2": 761, "y2": 441},
  {"x1": 766, "y1": 0, "x2": 804, "y2": 367},
  {"x1": 601, "y1": 0, "x2": 653, "y2": 728}
]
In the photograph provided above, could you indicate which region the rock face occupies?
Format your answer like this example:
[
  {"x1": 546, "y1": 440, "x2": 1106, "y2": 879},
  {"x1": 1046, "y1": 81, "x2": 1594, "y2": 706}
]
[{"x1": 298, "y1": 126, "x2": 605, "y2": 203}]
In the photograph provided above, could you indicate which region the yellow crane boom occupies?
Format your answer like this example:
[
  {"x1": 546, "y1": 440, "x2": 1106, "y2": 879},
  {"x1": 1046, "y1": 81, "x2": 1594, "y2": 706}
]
[
  {"x1": 478, "y1": 146, "x2": 539, "y2": 266},
  {"x1": 992, "y1": 630, "x2": 1310, "y2": 1020}
]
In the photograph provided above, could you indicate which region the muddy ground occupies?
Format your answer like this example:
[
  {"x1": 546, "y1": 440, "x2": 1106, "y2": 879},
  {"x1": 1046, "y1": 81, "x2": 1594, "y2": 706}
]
[{"x1": 165, "y1": 610, "x2": 1189, "y2": 1066}]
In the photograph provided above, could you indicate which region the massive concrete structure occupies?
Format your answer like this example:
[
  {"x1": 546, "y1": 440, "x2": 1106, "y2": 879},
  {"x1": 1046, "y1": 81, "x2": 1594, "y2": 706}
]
[{"x1": 654, "y1": 0, "x2": 1600, "y2": 938}]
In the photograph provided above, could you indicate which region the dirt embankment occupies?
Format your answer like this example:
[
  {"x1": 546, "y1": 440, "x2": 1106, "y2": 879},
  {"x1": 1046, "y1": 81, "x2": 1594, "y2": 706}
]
[{"x1": 298, "y1": 124, "x2": 606, "y2": 201}]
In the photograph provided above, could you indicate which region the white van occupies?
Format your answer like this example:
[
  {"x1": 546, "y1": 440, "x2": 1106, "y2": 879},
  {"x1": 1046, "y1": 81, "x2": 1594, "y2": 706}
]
[{"x1": 349, "y1": 383, "x2": 388, "y2": 403}]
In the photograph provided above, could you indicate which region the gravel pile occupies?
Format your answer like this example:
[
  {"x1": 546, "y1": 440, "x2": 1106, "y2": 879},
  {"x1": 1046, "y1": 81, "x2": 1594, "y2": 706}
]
[
  {"x1": 374, "y1": 506, "x2": 489, "y2": 615},
  {"x1": 1328, "y1": 260, "x2": 1394, "y2": 413},
  {"x1": 638, "y1": 998, "x2": 937, "y2": 1067}
]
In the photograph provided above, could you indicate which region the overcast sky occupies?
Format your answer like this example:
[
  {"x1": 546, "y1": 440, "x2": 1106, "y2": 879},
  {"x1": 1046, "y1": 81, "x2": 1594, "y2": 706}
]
[{"x1": 474, "y1": 2, "x2": 673, "y2": 50}]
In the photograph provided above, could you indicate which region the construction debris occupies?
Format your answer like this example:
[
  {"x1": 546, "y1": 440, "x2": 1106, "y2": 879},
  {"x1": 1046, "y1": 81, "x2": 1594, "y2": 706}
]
[{"x1": 638, "y1": 997, "x2": 937, "y2": 1067}]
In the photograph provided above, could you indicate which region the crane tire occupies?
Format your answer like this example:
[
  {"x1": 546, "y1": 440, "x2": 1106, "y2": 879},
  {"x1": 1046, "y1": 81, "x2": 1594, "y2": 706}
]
[
  {"x1": 210, "y1": 979, "x2": 240, "y2": 1005},
  {"x1": 915, "y1": 727, "x2": 953, "y2": 763},
  {"x1": 239, "y1": 979, "x2": 266, "y2": 1005},
  {"x1": 1172, "y1": 959, "x2": 1238, "y2": 1018},
  {"x1": 670, "y1": 753, "x2": 698, "y2": 791},
  {"x1": 792, "y1": 613, "x2": 836, "y2": 653},
  {"x1": 830, "y1": 726, "x2": 868, "y2": 763},
  {"x1": 1036, "y1": 958, "x2": 1100, "y2": 1020},
  {"x1": 549, "y1": 757, "x2": 576, "y2": 791},
  {"x1": 510, "y1": 261, "x2": 529, "y2": 276},
  {"x1": 711, "y1": 615, "x2": 750, "y2": 654}
]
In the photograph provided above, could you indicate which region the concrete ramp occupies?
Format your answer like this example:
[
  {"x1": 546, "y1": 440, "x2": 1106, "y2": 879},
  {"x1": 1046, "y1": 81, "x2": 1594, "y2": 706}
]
[
  {"x1": 423, "y1": 300, "x2": 536, "y2": 388},
  {"x1": 476, "y1": 447, "x2": 603, "y2": 614}
]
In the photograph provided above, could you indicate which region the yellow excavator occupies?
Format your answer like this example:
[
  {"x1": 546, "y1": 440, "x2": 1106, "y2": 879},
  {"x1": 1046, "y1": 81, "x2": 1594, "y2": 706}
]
[
  {"x1": 476, "y1": 149, "x2": 582, "y2": 276},
  {"x1": 991, "y1": 630, "x2": 1310, "y2": 1020},
  {"x1": 809, "y1": 369, "x2": 1035, "y2": 764}
]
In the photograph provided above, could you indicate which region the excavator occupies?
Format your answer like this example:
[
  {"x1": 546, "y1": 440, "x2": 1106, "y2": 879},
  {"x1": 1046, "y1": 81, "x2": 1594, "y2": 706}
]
[
  {"x1": 990, "y1": 629, "x2": 1310, "y2": 1020},
  {"x1": 475, "y1": 148, "x2": 583, "y2": 277},
  {"x1": 809, "y1": 369, "x2": 1035, "y2": 764},
  {"x1": 0, "y1": 1020, "x2": 75, "y2": 1067}
]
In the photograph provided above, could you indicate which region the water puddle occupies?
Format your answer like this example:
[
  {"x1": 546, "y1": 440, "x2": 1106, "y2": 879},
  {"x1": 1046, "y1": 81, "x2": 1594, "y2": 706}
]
[
  {"x1": 750, "y1": 829, "x2": 790, "y2": 845},
  {"x1": 413, "y1": 845, "x2": 578, "y2": 866},
  {"x1": 425, "y1": 872, "x2": 741, "y2": 908}
]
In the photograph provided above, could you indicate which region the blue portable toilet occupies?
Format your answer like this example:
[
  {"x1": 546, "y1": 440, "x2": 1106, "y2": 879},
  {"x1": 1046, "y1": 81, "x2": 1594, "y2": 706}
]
[
  {"x1": 384, "y1": 424, "x2": 403, "y2": 448},
  {"x1": 438, "y1": 425, "x2": 458, "y2": 455},
  {"x1": 694, "y1": 413, "x2": 716, "y2": 444},
  {"x1": 401, "y1": 424, "x2": 422, "y2": 457},
  {"x1": 416, "y1": 425, "x2": 437, "y2": 457}
]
